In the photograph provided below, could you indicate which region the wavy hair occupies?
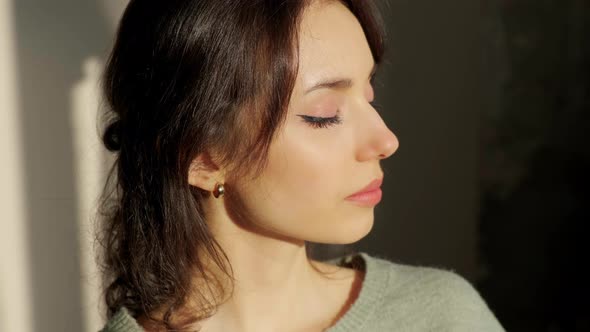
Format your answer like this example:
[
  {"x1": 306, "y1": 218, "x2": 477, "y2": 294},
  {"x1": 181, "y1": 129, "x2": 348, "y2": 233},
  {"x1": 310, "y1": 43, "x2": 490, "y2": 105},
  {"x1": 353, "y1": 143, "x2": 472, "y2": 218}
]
[{"x1": 97, "y1": 0, "x2": 385, "y2": 330}]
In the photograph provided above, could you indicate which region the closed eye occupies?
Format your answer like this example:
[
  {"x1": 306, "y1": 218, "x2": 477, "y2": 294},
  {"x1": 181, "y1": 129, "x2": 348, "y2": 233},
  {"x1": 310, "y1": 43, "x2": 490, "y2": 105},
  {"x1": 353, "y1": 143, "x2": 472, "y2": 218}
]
[{"x1": 297, "y1": 114, "x2": 342, "y2": 129}]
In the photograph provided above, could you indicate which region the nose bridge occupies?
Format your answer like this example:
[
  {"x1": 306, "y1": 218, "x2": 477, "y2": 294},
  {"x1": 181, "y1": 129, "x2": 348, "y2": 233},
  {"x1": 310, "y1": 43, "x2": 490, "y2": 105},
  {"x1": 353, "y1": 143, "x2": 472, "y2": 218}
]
[{"x1": 355, "y1": 104, "x2": 399, "y2": 161}]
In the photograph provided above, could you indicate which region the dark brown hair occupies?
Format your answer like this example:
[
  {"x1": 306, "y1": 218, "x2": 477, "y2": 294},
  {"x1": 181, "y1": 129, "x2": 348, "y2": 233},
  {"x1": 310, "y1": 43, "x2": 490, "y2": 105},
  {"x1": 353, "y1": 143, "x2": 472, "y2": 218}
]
[{"x1": 97, "y1": 0, "x2": 385, "y2": 330}]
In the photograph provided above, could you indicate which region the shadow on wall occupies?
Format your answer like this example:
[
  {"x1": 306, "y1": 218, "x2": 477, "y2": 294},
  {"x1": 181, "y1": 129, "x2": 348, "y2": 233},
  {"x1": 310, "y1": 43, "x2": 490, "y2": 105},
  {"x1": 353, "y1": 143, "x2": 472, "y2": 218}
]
[{"x1": 13, "y1": 1, "x2": 113, "y2": 330}]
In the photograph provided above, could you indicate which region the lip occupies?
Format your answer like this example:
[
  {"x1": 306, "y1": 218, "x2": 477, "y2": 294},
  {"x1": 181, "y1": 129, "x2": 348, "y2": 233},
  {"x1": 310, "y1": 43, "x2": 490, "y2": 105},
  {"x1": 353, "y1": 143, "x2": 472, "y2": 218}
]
[
  {"x1": 345, "y1": 178, "x2": 383, "y2": 206},
  {"x1": 348, "y1": 178, "x2": 383, "y2": 197}
]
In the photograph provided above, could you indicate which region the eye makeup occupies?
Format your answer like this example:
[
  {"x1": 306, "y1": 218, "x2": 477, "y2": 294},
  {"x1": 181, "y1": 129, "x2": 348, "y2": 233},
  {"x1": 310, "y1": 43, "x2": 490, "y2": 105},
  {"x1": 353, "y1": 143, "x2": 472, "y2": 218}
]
[
  {"x1": 297, "y1": 112, "x2": 342, "y2": 129},
  {"x1": 297, "y1": 78, "x2": 380, "y2": 129}
]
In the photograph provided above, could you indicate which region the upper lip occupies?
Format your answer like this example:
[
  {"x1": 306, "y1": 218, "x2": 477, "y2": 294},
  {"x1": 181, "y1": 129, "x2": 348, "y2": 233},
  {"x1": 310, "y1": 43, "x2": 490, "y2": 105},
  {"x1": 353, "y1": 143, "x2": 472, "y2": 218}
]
[{"x1": 347, "y1": 178, "x2": 383, "y2": 198}]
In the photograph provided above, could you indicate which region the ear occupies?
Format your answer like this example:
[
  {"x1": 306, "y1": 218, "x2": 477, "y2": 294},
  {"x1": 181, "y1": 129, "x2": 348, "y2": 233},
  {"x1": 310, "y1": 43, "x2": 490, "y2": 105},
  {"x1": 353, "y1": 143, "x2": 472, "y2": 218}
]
[{"x1": 188, "y1": 151, "x2": 224, "y2": 192}]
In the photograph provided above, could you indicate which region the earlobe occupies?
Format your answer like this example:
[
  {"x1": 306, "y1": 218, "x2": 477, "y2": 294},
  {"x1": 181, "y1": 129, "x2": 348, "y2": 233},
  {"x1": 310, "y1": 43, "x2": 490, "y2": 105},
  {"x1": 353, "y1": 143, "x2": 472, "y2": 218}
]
[{"x1": 187, "y1": 152, "x2": 223, "y2": 191}]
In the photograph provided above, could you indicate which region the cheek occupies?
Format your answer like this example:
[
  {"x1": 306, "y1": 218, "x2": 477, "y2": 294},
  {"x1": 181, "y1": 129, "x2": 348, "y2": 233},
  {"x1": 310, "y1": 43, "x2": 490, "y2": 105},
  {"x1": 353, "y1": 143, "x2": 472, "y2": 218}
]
[
  {"x1": 258, "y1": 132, "x2": 373, "y2": 243},
  {"x1": 268, "y1": 141, "x2": 329, "y2": 202},
  {"x1": 262, "y1": 126, "x2": 346, "y2": 209},
  {"x1": 233, "y1": 122, "x2": 373, "y2": 243}
]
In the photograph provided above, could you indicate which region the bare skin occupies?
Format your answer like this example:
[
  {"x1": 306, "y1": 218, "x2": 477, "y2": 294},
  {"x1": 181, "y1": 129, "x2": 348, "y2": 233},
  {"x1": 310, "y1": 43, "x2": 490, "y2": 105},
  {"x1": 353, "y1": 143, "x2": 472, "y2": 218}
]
[{"x1": 140, "y1": 0, "x2": 399, "y2": 331}]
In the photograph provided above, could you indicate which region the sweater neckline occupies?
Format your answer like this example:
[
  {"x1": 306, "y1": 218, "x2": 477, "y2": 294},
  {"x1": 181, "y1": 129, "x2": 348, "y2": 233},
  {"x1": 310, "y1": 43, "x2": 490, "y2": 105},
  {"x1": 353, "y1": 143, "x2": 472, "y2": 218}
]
[
  {"x1": 322, "y1": 251, "x2": 390, "y2": 332},
  {"x1": 105, "y1": 252, "x2": 389, "y2": 332}
]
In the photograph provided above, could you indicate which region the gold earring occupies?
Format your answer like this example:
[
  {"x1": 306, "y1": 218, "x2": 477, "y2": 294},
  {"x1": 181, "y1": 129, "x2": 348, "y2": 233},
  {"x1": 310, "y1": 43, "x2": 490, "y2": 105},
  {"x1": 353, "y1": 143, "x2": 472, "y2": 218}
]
[{"x1": 213, "y1": 182, "x2": 225, "y2": 198}]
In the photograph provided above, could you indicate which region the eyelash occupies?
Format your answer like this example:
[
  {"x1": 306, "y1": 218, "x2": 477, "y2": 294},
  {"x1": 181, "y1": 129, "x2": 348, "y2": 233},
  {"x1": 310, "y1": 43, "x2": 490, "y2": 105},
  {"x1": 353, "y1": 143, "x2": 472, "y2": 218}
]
[
  {"x1": 299, "y1": 114, "x2": 343, "y2": 129},
  {"x1": 299, "y1": 99, "x2": 381, "y2": 129}
]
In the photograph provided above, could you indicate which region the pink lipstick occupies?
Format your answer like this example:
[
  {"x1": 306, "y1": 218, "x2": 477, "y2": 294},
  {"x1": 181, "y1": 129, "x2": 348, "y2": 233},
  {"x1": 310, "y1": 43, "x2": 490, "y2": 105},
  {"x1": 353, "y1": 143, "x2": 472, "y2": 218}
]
[{"x1": 345, "y1": 178, "x2": 383, "y2": 206}]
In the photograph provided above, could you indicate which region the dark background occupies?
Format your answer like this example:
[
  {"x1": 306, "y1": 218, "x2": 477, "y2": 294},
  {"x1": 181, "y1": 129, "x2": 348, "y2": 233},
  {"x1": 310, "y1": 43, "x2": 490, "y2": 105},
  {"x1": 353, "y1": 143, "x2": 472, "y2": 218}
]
[{"x1": 315, "y1": 1, "x2": 590, "y2": 331}]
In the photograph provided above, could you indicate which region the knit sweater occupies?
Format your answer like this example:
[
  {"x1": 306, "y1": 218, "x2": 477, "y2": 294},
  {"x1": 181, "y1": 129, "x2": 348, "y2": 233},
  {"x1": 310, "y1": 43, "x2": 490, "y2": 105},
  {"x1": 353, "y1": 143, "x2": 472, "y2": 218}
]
[{"x1": 100, "y1": 252, "x2": 505, "y2": 332}]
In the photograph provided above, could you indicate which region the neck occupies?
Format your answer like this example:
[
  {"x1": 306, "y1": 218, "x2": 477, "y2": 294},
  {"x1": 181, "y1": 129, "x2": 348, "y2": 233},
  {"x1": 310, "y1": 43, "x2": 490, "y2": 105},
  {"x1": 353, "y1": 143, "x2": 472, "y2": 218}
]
[{"x1": 190, "y1": 197, "x2": 355, "y2": 332}]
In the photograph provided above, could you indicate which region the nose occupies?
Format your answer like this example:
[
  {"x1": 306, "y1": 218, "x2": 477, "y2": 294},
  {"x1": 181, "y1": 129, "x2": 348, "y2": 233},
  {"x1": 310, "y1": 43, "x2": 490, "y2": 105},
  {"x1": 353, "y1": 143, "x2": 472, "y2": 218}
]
[
  {"x1": 377, "y1": 128, "x2": 399, "y2": 159},
  {"x1": 356, "y1": 110, "x2": 399, "y2": 162}
]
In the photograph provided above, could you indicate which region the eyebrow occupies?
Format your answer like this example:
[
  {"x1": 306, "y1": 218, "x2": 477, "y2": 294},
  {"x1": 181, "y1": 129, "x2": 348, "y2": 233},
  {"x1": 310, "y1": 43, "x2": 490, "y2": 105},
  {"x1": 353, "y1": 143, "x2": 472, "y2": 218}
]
[{"x1": 304, "y1": 62, "x2": 378, "y2": 95}]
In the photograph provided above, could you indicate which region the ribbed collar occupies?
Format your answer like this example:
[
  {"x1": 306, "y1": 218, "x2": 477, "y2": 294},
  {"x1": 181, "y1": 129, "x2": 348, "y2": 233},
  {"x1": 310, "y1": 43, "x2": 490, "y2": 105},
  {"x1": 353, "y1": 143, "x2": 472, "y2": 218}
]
[{"x1": 324, "y1": 251, "x2": 391, "y2": 332}]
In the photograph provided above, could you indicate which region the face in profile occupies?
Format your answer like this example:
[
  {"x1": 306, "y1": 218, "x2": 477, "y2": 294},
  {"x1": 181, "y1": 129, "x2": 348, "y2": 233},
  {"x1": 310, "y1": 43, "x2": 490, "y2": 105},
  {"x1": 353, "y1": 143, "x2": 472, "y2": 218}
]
[{"x1": 211, "y1": 0, "x2": 399, "y2": 245}]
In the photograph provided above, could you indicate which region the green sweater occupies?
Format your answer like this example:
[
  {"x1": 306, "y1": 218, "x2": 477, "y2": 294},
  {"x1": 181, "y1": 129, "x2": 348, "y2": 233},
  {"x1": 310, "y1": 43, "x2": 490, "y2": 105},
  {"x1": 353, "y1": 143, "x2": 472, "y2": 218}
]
[{"x1": 100, "y1": 252, "x2": 505, "y2": 331}]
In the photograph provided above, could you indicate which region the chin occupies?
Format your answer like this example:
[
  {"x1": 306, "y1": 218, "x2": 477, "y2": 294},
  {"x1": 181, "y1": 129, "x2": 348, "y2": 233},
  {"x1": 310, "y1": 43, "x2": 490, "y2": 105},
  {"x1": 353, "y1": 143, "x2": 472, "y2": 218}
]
[
  {"x1": 313, "y1": 214, "x2": 375, "y2": 245},
  {"x1": 341, "y1": 221, "x2": 374, "y2": 244}
]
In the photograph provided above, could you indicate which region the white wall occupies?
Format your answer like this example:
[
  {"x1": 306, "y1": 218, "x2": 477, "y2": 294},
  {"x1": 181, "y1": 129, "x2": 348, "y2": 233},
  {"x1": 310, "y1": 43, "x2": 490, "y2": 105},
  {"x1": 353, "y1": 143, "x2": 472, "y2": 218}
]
[
  {"x1": 0, "y1": 1, "x2": 126, "y2": 331},
  {"x1": 0, "y1": 1, "x2": 33, "y2": 331}
]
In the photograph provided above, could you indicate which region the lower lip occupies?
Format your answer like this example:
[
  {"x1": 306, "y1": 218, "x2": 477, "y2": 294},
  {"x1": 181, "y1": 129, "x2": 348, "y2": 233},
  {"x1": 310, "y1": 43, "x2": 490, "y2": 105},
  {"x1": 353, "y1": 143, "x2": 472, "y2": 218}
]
[{"x1": 345, "y1": 188, "x2": 382, "y2": 206}]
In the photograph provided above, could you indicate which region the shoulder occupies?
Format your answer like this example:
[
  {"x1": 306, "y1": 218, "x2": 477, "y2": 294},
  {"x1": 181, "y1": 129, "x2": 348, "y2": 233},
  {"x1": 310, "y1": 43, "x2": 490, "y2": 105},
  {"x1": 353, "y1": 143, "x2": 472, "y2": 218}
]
[
  {"x1": 100, "y1": 307, "x2": 144, "y2": 332},
  {"x1": 361, "y1": 253, "x2": 506, "y2": 331}
]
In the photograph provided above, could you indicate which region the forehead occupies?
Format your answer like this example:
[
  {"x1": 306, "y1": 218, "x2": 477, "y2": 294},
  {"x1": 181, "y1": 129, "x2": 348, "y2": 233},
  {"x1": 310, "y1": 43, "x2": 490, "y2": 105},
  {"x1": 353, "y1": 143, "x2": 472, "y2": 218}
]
[{"x1": 292, "y1": 1, "x2": 374, "y2": 99}]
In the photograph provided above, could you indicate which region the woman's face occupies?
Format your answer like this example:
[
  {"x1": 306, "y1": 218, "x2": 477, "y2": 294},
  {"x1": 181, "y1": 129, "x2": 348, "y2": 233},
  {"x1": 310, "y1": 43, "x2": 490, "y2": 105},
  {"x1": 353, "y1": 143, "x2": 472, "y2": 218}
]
[{"x1": 231, "y1": 0, "x2": 399, "y2": 244}]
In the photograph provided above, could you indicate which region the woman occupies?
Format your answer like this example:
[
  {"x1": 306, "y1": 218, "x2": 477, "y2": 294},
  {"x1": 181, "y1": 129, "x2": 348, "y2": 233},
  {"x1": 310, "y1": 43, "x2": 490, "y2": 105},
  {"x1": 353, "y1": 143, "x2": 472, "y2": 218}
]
[{"x1": 98, "y1": 0, "x2": 505, "y2": 331}]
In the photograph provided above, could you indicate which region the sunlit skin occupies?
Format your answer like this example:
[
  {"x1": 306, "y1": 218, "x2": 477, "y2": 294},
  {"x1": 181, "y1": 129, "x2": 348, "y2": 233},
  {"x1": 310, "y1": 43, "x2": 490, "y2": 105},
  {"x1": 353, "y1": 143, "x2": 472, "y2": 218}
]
[{"x1": 183, "y1": 1, "x2": 399, "y2": 331}]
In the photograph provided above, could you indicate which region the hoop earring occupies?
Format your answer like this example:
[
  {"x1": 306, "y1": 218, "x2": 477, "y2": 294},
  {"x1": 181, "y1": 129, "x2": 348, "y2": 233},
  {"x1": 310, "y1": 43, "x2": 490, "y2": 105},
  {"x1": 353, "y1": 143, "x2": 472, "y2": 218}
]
[{"x1": 213, "y1": 182, "x2": 225, "y2": 198}]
